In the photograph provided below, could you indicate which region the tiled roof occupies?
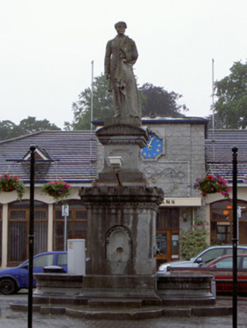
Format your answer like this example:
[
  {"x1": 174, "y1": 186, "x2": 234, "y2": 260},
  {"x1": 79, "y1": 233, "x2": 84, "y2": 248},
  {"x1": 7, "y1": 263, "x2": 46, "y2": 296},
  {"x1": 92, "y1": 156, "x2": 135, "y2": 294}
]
[
  {"x1": 0, "y1": 131, "x2": 97, "y2": 183},
  {"x1": 205, "y1": 129, "x2": 247, "y2": 180}
]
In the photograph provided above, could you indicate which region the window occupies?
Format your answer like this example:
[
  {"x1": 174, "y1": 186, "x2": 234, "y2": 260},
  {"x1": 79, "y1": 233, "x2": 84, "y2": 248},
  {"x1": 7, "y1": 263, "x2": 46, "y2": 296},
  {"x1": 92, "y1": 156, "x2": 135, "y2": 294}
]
[
  {"x1": 225, "y1": 248, "x2": 247, "y2": 255},
  {"x1": 242, "y1": 257, "x2": 247, "y2": 269},
  {"x1": 8, "y1": 201, "x2": 48, "y2": 265},
  {"x1": 33, "y1": 254, "x2": 54, "y2": 267},
  {"x1": 211, "y1": 200, "x2": 247, "y2": 245},
  {"x1": 214, "y1": 256, "x2": 242, "y2": 269},
  {"x1": 216, "y1": 225, "x2": 231, "y2": 244},
  {"x1": 156, "y1": 208, "x2": 179, "y2": 229},
  {"x1": 57, "y1": 253, "x2": 67, "y2": 266},
  {"x1": 214, "y1": 257, "x2": 233, "y2": 269},
  {"x1": 156, "y1": 233, "x2": 167, "y2": 254},
  {"x1": 53, "y1": 200, "x2": 87, "y2": 251},
  {"x1": 200, "y1": 248, "x2": 225, "y2": 264},
  {"x1": 171, "y1": 234, "x2": 179, "y2": 256}
]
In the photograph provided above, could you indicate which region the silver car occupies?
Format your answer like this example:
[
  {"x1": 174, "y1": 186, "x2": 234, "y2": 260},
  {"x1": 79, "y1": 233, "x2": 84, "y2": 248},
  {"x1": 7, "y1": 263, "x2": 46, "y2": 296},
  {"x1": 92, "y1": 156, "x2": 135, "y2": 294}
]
[{"x1": 157, "y1": 245, "x2": 247, "y2": 275}]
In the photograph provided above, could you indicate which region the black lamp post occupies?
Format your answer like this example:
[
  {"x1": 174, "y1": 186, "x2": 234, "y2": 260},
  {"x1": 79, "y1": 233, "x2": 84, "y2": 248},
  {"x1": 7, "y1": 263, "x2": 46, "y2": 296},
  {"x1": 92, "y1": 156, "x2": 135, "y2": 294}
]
[
  {"x1": 28, "y1": 145, "x2": 36, "y2": 328},
  {"x1": 232, "y1": 146, "x2": 238, "y2": 328}
]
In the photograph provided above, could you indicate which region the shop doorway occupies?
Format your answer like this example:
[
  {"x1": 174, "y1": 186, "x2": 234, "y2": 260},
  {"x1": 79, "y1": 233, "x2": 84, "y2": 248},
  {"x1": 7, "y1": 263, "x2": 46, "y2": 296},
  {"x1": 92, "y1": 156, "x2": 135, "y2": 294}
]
[{"x1": 156, "y1": 208, "x2": 179, "y2": 268}]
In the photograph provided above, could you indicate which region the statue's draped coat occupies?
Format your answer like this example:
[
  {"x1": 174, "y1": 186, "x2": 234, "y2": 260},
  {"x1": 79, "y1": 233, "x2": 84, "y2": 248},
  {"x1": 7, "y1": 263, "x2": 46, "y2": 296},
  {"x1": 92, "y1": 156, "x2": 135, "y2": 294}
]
[{"x1": 105, "y1": 35, "x2": 141, "y2": 118}]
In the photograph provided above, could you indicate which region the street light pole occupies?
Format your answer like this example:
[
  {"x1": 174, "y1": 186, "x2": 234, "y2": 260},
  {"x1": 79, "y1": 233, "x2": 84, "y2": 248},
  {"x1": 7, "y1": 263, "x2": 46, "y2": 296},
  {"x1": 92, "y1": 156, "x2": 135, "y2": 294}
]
[
  {"x1": 232, "y1": 146, "x2": 238, "y2": 328},
  {"x1": 28, "y1": 145, "x2": 36, "y2": 328}
]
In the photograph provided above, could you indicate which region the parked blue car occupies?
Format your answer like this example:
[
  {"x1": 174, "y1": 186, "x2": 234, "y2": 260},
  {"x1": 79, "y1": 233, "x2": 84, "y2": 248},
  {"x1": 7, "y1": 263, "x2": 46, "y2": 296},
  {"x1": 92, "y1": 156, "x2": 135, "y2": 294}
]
[{"x1": 0, "y1": 251, "x2": 67, "y2": 295}]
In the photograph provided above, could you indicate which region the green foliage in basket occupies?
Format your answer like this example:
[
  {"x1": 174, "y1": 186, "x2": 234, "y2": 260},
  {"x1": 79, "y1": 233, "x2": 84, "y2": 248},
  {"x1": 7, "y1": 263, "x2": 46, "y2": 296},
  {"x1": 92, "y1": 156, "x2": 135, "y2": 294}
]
[
  {"x1": 42, "y1": 179, "x2": 71, "y2": 202},
  {"x1": 0, "y1": 174, "x2": 26, "y2": 200}
]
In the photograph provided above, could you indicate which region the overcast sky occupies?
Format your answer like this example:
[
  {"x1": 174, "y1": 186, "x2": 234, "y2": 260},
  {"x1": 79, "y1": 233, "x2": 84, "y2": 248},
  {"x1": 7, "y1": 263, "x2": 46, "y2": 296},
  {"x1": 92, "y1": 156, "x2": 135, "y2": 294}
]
[{"x1": 1, "y1": 0, "x2": 246, "y2": 129}]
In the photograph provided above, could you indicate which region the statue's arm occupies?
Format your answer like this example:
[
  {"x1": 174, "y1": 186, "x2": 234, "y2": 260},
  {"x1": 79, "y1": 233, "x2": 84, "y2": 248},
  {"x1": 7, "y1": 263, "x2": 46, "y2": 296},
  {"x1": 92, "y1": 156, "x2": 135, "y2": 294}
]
[
  {"x1": 104, "y1": 41, "x2": 112, "y2": 79},
  {"x1": 122, "y1": 38, "x2": 138, "y2": 65}
]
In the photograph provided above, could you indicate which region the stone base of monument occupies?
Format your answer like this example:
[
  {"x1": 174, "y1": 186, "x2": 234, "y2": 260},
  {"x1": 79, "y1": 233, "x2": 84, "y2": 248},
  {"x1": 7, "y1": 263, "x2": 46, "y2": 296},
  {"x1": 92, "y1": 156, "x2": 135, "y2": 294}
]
[
  {"x1": 10, "y1": 272, "x2": 233, "y2": 319},
  {"x1": 31, "y1": 273, "x2": 84, "y2": 304},
  {"x1": 157, "y1": 274, "x2": 216, "y2": 306},
  {"x1": 77, "y1": 275, "x2": 161, "y2": 304},
  {"x1": 104, "y1": 116, "x2": 141, "y2": 127},
  {"x1": 94, "y1": 122, "x2": 148, "y2": 187}
]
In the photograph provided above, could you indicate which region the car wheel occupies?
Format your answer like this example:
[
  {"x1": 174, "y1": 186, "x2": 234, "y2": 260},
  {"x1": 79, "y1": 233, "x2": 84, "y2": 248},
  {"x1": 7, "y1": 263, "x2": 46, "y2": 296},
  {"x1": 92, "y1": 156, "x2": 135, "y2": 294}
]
[{"x1": 0, "y1": 279, "x2": 17, "y2": 295}]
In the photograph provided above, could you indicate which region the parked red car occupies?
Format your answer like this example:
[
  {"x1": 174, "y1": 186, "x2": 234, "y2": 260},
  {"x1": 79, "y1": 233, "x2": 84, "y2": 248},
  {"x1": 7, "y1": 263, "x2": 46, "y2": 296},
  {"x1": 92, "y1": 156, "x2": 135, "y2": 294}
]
[
  {"x1": 204, "y1": 253, "x2": 247, "y2": 293},
  {"x1": 168, "y1": 254, "x2": 247, "y2": 294}
]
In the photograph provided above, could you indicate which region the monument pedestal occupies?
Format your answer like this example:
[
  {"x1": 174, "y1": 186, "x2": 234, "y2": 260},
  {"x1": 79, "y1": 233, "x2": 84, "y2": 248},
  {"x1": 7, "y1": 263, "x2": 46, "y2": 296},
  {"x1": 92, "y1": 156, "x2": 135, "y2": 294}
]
[
  {"x1": 95, "y1": 122, "x2": 148, "y2": 186},
  {"x1": 79, "y1": 185, "x2": 163, "y2": 303},
  {"x1": 79, "y1": 275, "x2": 160, "y2": 304},
  {"x1": 79, "y1": 122, "x2": 164, "y2": 303}
]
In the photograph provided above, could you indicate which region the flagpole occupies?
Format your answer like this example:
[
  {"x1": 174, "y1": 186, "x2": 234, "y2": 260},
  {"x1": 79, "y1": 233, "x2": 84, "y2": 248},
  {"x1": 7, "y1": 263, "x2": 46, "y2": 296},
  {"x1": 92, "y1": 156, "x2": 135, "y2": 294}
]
[
  {"x1": 91, "y1": 60, "x2": 94, "y2": 132},
  {"x1": 212, "y1": 58, "x2": 215, "y2": 162},
  {"x1": 90, "y1": 61, "x2": 94, "y2": 166}
]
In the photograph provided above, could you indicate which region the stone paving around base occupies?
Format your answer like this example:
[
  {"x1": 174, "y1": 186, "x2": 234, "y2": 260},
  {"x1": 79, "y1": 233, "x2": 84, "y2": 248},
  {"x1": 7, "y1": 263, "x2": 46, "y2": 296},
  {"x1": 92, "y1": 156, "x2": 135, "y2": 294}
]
[{"x1": 0, "y1": 292, "x2": 247, "y2": 328}]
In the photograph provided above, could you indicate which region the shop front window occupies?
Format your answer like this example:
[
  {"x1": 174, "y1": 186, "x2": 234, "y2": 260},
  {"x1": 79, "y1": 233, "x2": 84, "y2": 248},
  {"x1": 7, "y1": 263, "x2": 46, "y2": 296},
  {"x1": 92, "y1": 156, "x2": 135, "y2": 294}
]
[
  {"x1": 8, "y1": 201, "x2": 48, "y2": 265},
  {"x1": 53, "y1": 200, "x2": 87, "y2": 251},
  {"x1": 211, "y1": 200, "x2": 247, "y2": 245},
  {"x1": 156, "y1": 208, "x2": 179, "y2": 229}
]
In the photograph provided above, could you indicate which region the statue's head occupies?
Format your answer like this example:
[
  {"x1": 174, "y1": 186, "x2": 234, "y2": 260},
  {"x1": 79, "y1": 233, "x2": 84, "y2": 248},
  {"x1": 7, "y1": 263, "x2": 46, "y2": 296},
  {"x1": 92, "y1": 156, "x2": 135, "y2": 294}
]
[{"x1": 114, "y1": 21, "x2": 127, "y2": 29}]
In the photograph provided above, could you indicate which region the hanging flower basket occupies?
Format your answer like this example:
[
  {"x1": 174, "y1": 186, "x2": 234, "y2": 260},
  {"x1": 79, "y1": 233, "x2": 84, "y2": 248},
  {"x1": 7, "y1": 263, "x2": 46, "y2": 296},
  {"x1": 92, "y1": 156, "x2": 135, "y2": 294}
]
[
  {"x1": 194, "y1": 174, "x2": 231, "y2": 198},
  {"x1": 2, "y1": 185, "x2": 16, "y2": 192},
  {"x1": 42, "y1": 179, "x2": 71, "y2": 202},
  {"x1": 0, "y1": 174, "x2": 26, "y2": 200}
]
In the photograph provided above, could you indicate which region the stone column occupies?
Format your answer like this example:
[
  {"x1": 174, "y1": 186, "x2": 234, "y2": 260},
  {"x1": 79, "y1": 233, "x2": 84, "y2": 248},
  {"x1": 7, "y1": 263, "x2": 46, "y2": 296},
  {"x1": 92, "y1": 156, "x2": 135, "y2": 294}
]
[
  {"x1": 95, "y1": 121, "x2": 148, "y2": 186},
  {"x1": 79, "y1": 121, "x2": 164, "y2": 301},
  {"x1": 80, "y1": 186, "x2": 163, "y2": 276}
]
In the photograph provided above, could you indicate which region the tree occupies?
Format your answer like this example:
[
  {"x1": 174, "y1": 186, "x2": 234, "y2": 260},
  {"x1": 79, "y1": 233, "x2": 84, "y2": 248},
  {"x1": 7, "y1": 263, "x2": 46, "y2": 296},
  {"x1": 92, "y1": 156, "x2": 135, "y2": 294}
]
[
  {"x1": 67, "y1": 74, "x2": 114, "y2": 130},
  {"x1": 206, "y1": 112, "x2": 225, "y2": 130},
  {"x1": 0, "y1": 120, "x2": 17, "y2": 140},
  {"x1": 68, "y1": 76, "x2": 189, "y2": 130},
  {"x1": 214, "y1": 60, "x2": 247, "y2": 129},
  {"x1": 18, "y1": 116, "x2": 60, "y2": 134},
  {"x1": 140, "y1": 83, "x2": 188, "y2": 117},
  {"x1": 0, "y1": 117, "x2": 61, "y2": 141}
]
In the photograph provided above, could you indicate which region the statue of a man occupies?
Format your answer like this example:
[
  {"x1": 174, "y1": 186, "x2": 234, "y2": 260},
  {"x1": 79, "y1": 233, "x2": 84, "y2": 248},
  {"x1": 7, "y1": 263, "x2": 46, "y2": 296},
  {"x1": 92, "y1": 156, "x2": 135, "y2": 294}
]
[{"x1": 105, "y1": 22, "x2": 141, "y2": 119}]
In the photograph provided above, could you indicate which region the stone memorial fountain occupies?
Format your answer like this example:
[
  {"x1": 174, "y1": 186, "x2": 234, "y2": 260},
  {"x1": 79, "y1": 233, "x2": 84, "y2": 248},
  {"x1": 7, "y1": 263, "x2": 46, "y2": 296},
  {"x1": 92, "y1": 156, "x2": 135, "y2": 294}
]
[{"x1": 79, "y1": 20, "x2": 164, "y2": 305}]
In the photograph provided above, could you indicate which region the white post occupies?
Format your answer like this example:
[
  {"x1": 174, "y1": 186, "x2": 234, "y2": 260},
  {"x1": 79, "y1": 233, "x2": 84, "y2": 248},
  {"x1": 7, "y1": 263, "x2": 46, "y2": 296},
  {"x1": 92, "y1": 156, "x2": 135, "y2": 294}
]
[
  {"x1": 64, "y1": 214, "x2": 67, "y2": 251},
  {"x1": 62, "y1": 205, "x2": 69, "y2": 251}
]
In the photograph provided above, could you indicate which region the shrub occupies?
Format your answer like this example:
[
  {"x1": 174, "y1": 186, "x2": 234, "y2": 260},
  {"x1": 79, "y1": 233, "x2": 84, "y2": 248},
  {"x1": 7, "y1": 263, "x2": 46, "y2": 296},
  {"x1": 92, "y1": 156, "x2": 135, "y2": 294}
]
[{"x1": 180, "y1": 220, "x2": 209, "y2": 260}]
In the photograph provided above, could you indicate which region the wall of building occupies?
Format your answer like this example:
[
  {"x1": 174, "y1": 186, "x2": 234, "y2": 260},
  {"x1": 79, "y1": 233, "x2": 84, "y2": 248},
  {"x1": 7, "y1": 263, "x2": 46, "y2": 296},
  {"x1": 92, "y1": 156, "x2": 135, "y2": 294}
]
[
  {"x1": 0, "y1": 186, "x2": 82, "y2": 269},
  {"x1": 0, "y1": 120, "x2": 209, "y2": 267},
  {"x1": 141, "y1": 122, "x2": 206, "y2": 224},
  {"x1": 96, "y1": 120, "x2": 207, "y2": 261}
]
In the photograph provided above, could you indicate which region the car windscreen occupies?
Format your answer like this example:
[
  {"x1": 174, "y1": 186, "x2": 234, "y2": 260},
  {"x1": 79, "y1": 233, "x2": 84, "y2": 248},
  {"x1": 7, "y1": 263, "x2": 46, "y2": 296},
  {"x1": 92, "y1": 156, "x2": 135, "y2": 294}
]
[{"x1": 200, "y1": 248, "x2": 225, "y2": 264}]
